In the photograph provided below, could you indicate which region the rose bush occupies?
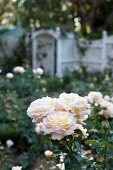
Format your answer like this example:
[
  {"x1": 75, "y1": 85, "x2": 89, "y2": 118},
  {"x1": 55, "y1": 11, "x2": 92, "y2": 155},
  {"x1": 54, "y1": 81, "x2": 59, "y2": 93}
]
[{"x1": 0, "y1": 66, "x2": 113, "y2": 169}]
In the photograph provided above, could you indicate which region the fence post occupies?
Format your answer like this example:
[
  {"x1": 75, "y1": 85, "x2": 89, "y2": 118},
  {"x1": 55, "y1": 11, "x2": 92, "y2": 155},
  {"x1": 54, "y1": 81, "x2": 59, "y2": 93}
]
[
  {"x1": 31, "y1": 26, "x2": 37, "y2": 69},
  {"x1": 56, "y1": 38, "x2": 62, "y2": 77},
  {"x1": 102, "y1": 30, "x2": 107, "y2": 66}
]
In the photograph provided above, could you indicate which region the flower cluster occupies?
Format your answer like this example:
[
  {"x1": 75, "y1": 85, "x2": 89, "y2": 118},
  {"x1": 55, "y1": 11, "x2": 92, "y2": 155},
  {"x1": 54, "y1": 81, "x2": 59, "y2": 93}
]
[
  {"x1": 87, "y1": 91, "x2": 113, "y2": 119},
  {"x1": 13, "y1": 66, "x2": 25, "y2": 74},
  {"x1": 33, "y1": 67, "x2": 44, "y2": 76},
  {"x1": 27, "y1": 93, "x2": 90, "y2": 140}
]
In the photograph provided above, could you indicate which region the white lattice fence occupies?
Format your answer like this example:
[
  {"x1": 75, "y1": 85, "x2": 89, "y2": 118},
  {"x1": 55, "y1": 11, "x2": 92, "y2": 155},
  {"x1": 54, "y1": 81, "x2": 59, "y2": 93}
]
[{"x1": 79, "y1": 31, "x2": 113, "y2": 69}]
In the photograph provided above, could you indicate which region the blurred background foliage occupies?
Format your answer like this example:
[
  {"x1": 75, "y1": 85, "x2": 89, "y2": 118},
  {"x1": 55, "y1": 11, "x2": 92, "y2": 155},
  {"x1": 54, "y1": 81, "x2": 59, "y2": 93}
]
[{"x1": 1, "y1": 0, "x2": 113, "y2": 38}]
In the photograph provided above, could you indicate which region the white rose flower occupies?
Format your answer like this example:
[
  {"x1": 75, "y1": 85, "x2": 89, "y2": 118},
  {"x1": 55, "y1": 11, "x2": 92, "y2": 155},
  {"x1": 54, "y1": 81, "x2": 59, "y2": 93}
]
[
  {"x1": 104, "y1": 95, "x2": 110, "y2": 101},
  {"x1": 27, "y1": 93, "x2": 91, "y2": 140},
  {"x1": 35, "y1": 123, "x2": 43, "y2": 134},
  {"x1": 36, "y1": 67, "x2": 44, "y2": 75},
  {"x1": 44, "y1": 150, "x2": 53, "y2": 157},
  {"x1": 107, "y1": 103, "x2": 113, "y2": 118},
  {"x1": 99, "y1": 110, "x2": 109, "y2": 119},
  {"x1": 42, "y1": 111, "x2": 78, "y2": 140},
  {"x1": 56, "y1": 93, "x2": 90, "y2": 123},
  {"x1": 99, "y1": 99, "x2": 113, "y2": 119},
  {"x1": 13, "y1": 66, "x2": 25, "y2": 74},
  {"x1": 6, "y1": 139, "x2": 14, "y2": 148},
  {"x1": 6, "y1": 73, "x2": 14, "y2": 79},
  {"x1": 12, "y1": 166, "x2": 22, "y2": 170},
  {"x1": 27, "y1": 97, "x2": 56, "y2": 123},
  {"x1": 0, "y1": 69, "x2": 2, "y2": 73},
  {"x1": 87, "y1": 91, "x2": 103, "y2": 103},
  {"x1": 99, "y1": 99, "x2": 110, "y2": 108}
]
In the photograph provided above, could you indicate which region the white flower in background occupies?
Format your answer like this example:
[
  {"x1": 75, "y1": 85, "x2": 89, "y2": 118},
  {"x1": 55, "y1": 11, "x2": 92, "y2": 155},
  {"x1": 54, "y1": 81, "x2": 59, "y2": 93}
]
[
  {"x1": 100, "y1": 102, "x2": 113, "y2": 119},
  {"x1": 89, "y1": 83, "x2": 95, "y2": 88},
  {"x1": 42, "y1": 111, "x2": 77, "y2": 140},
  {"x1": 6, "y1": 73, "x2": 14, "y2": 79},
  {"x1": 27, "y1": 97, "x2": 56, "y2": 123},
  {"x1": 99, "y1": 99, "x2": 110, "y2": 108},
  {"x1": 42, "y1": 87, "x2": 47, "y2": 92},
  {"x1": 105, "y1": 74, "x2": 109, "y2": 81},
  {"x1": 89, "y1": 93, "x2": 113, "y2": 119},
  {"x1": 33, "y1": 68, "x2": 44, "y2": 76},
  {"x1": 12, "y1": 166, "x2": 22, "y2": 170},
  {"x1": 104, "y1": 95, "x2": 110, "y2": 101},
  {"x1": 13, "y1": 66, "x2": 25, "y2": 74},
  {"x1": 56, "y1": 93, "x2": 90, "y2": 123},
  {"x1": 0, "y1": 146, "x2": 4, "y2": 150},
  {"x1": 35, "y1": 123, "x2": 43, "y2": 134},
  {"x1": 99, "y1": 110, "x2": 109, "y2": 119},
  {"x1": 44, "y1": 150, "x2": 53, "y2": 157},
  {"x1": 107, "y1": 103, "x2": 113, "y2": 118},
  {"x1": 0, "y1": 69, "x2": 2, "y2": 73},
  {"x1": 87, "y1": 91, "x2": 103, "y2": 103},
  {"x1": 36, "y1": 67, "x2": 44, "y2": 75},
  {"x1": 6, "y1": 139, "x2": 14, "y2": 148}
]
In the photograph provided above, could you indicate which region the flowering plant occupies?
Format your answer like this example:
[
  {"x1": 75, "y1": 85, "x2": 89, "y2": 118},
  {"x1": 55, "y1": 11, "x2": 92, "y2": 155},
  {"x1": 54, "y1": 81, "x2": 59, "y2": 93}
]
[
  {"x1": 27, "y1": 93, "x2": 91, "y2": 169},
  {"x1": 13, "y1": 66, "x2": 25, "y2": 74},
  {"x1": 84, "y1": 91, "x2": 113, "y2": 170}
]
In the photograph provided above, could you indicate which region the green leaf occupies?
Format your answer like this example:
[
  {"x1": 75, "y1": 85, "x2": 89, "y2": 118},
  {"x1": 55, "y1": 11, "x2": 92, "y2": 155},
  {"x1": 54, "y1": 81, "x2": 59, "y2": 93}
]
[{"x1": 86, "y1": 139, "x2": 99, "y2": 146}]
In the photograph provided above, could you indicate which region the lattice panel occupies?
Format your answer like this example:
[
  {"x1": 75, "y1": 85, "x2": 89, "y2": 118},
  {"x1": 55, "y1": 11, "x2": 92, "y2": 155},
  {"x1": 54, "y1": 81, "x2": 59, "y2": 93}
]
[
  {"x1": 106, "y1": 43, "x2": 113, "y2": 67},
  {"x1": 83, "y1": 46, "x2": 102, "y2": 63}
]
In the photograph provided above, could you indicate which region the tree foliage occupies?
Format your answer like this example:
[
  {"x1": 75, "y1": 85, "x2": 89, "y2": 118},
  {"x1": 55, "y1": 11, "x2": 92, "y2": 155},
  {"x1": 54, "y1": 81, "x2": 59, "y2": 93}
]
[{"x1": 1, "y1": 0, "x2": 113, "y2": 37}]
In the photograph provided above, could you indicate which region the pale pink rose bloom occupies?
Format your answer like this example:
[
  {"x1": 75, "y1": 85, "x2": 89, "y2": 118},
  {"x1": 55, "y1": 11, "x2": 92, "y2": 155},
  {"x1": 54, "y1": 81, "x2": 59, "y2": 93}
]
[
  {"x1": 85, "y1": 96, "x2": 93, "y2": 104},
  {"x1": 27, "y1": 97, "x2": 56, "y2": 123},
  {"x1": 99, "y1": 110, "x2": 110, "y2": 119},
  {"x1": 107, "y1": 103, "x2": 113, "y2": 118},
  {"x1": 99, "y1": 99, "x2": 110, "y2": 108},
  {"x1": 36, "y1": 67, "x2": 44, "y2": 75},
  {"x1": 99, "y1": 99, "x2": 113, "y2": 119},
  {"x1": 104, "y1": 95, "x2": 110, "y2": 101},
  {"x1": 87, "y1": 91, "x2": 103, "y2": 103},
  {"x1": 42, "y1": 111, "x2": 77, "y2": 140},
  {"x1": 101, "y1": 103, "x2": 113, "y2": 119},
  {"x1": 44, "y1": 150, "x2": 53, "y2": 157},
  {"x1": 13, "y1": 66, "x2": 25, "y2": 74},
  {"x1": 56, "y1": 93, "x2": 90, "y2": 123}
]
